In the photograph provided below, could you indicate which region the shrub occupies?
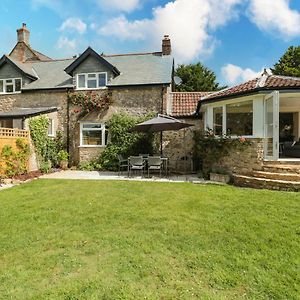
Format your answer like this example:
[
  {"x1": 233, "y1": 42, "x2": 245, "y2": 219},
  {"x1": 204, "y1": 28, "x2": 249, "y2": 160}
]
[
  {"x1": 29, "y1": 116, "x2": 66, "y2": 169},
  {"x1": 98, "y1": 113, "x2": 156, "y2": 171},
  {"x1": 0, "y1": 138, "x2": 30, "y2": 178},
  {"x1": 193, "y1": 129, "x2": 251, "y2": 178},
  {"x1": 58, "y1": 150, "x2": 69, "y2": 162}
]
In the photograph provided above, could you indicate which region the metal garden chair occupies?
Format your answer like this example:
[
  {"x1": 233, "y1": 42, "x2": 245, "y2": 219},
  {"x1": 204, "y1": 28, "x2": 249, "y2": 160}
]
[
  {"x1": 128, "y1": 156, "x2": 146, "y2": 177},
  {"x1": 147, "y1": 156, "x2": 163, "y2": 177}
]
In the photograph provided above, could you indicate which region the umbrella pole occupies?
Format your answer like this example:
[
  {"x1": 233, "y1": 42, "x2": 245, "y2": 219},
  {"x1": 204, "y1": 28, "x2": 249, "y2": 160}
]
[{"x1": 160, "y1": 131, "x2": 163, "y2": 155}]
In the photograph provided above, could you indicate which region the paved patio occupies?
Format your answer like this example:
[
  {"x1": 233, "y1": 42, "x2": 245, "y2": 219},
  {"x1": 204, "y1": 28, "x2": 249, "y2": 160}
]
[{"x1": 41, "y1": 170, "x2": 204, "y2": 183}]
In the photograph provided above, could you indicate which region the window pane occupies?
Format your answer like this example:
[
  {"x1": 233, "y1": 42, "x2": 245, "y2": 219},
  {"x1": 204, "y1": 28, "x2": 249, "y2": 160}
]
[
  {"x1": 78, "y1": 75, "x2": 85, "y2": 88},
  {"x1": 6, "y1": 82, "x2": 13, "y2": 93},
  {"x1": 15, "y1": 79, "x2": 21, "y2": 91},
  {"x1": 98, "y1": 73, "x2": 106, "y2": 87},
  {"x1": 82, "y1": 130, "x2": 102, "y2": 145},
  {"x1": 88, "y1": 74, "x2": 96, "y2": 78},
  {"x1": 87, "y1": 79, "x2": 97, "y2": 89},
  {"x1": 0, "y1": 119, "x2": 13, "y2": 128},
  {"x1": 0, "y1": 80, "x2": 3, "y2": 93},
  {"x1": 226, "y1": 101, "x2": 253, "y2": 136},
  {"x1": 213, "y1": 107, "x2": 223, "y2": 135},
  {"x1": 82, "y1": 123, "x2": 102, "y2": 129},
  {"x1": 48, "y1": 119, "x2": 53, "y2": 136}
]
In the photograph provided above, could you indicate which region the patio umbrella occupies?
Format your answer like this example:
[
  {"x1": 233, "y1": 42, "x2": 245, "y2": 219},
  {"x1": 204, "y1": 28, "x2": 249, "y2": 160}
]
[
  {"x1": 130, "y1": 114, "x2": 193, "y2": 133},
  {"x1": 130, "y1": 114, "x2": 194, "y2": 175}
]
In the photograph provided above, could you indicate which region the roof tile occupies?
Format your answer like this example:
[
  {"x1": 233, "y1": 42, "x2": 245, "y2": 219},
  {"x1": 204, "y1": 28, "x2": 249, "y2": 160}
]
[{"x1": 170, "y1": 92, "x2": 212, "y2": 117}]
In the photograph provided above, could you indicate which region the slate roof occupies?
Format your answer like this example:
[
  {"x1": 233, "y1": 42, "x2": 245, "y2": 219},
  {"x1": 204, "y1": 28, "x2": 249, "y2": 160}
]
[
  {"x1": 0, "y1": 107, "x2": 57, "y2": 118},
  {"x1": 201, "y1": 73, "x2": 300, "y2": 103},
  {"x1": 22, "y1": 59, "x2": 75, "y2": 90},
  {"x1": 2, "y1": 49, "x2": 173, "y2": 91},
  {"x1": 106, "y1": 54, "x2": 173, "y2": 86},
  {"x1": 170, "y1": 92, "x2": 212, "y2": 117}
]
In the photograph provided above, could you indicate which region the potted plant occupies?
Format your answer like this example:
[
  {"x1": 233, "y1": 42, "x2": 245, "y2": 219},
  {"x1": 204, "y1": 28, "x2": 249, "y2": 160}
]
[
  {"x1": 58, "y1": 150, "x2": 69, "y2": 170},
  {"x1": 210, "y1": 167, "x2": 231, "y2": 184}
]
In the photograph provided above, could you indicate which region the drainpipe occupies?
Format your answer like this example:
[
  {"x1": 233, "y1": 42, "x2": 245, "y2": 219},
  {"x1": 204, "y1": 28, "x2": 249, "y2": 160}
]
[{"x1": 66, "y1": 90, "x2": 70, "y2": 156}]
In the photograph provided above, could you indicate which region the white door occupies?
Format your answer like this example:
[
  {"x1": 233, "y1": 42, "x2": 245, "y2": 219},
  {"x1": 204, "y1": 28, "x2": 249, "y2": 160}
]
[{"x1": 264, "y1": 91, "x2": 280, "y2": 160}]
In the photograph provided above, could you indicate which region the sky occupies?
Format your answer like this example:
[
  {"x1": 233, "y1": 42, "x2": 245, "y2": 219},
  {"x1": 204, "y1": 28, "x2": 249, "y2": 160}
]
[{"x1": 0, "y1": 0, "x2": 300, "y2": 86}]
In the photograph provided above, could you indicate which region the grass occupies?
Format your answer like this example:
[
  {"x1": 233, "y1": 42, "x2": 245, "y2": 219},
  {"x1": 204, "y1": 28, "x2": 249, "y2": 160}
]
[{"x1": 0, "y1": 179, "x2": 299, "y2": 300}]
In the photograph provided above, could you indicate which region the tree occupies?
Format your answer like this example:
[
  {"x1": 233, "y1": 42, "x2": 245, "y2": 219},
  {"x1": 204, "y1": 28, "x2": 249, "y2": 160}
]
[
  {"x1": 273, "y1": 46, "x2": 300, "y2": 77},
  {"x1": 175, "y1": 62, "x2": 224, "y2": 92}
]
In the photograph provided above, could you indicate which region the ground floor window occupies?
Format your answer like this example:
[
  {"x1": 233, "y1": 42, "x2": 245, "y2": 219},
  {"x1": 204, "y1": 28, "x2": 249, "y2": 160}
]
[
  {"x1": 212, "y1": 100, "x2": 253, "y2": 136},
  {"x1": 213, "y1": 107, "x2": 223, "y2": 135},
  {"x1": 48, "y1": 118, "x2": 55, "y2": 137},
  {"x1": 0, "y1": 119, "x2": 13, "y2": 128},
  {"x1": 80, "y1": 123, "x2": 108, "y2": 147},
  {"x1": 226, "y1": 101, "x2": 253, "y2": 136}
]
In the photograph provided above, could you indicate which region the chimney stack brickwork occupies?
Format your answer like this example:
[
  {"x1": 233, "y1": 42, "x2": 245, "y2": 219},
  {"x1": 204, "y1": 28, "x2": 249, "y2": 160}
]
[
  {"x1": 162, "y1": 35, "x2": 171, "y2": 56},
  {"x1": 17, "y1": 23, "x2": 30, "y2": 45}
]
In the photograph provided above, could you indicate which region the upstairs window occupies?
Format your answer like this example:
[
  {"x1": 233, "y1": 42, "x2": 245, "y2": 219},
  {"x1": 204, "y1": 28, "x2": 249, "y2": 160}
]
[
  {"x1": 76, "y1": 73, "x2": 107, "y2": 90},
  {"x1": 0, "y1": 78, "x2": 22, "y2": 94}
]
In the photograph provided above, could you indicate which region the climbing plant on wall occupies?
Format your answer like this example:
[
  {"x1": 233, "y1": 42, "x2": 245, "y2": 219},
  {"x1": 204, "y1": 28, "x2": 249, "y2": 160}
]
[
  {"x1": 67, "y1": 91, "x2": 112, "y2": 117},
  {"x1": 29, "y1": 116, "x2": 64, "y2": 170}
]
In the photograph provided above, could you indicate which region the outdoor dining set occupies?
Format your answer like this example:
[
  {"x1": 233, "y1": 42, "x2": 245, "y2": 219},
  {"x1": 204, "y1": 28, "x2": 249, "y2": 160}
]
[{"x1": 118, "y1": 155, "x2": 169, "y2": 177}]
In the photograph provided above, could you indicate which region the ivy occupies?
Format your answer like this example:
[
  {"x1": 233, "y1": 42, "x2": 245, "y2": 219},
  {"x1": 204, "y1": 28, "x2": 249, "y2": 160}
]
[
  {"x1": 193, "y1": 129, "x2": 251, "y2": 178},
  {"x1": 29, "y1": 116, "x2": 65, "y2": 170},
  {"x1": 0, "y1": 138, "x2": 30, "y2": 178},
  {"x1": 68, "y1": 91, "x2": 112, "y2": 117}
]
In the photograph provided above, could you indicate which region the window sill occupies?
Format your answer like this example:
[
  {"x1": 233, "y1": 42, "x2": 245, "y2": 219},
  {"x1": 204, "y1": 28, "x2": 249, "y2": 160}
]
[
  {"x1": 79, "y1": 145, "x2": 106, "y2": 148},
  {"x1": 0, "y1": 92, "x2": 22, "y2": 95},
  {"x1": 75, "y1": 87, "x2": 108, "y2": 91}
]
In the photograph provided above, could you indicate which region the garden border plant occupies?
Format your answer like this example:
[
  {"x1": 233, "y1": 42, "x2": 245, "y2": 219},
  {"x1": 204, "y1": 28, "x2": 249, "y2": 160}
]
[
  {"x1": 193, "y1": 129, "x2": 252, "y2": 179},
  {"x1": 29, "y1": 116, "x2": 65, "y2": 172},
  {"x1": 0, "y1": 138, "x2": 30, "y2": 178}
]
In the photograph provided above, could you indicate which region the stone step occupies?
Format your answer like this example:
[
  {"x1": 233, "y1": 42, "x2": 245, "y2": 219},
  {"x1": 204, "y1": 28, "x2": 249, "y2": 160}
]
[
  {"x1": 233, "y1": 174, "x2": 300, "y2": 192},
  {"x1": 263, "y1": 164, "x2": 300, "y2": 174},
  {"x1": 264, "y1": 160, "x2": 300, "y2": 165},
  {"x1": 253, "y1": 171, "x2": 300, "y2": 182}
]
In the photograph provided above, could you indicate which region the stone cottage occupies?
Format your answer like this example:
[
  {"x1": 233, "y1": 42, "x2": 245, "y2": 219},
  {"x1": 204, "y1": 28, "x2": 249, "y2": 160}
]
[{"x1": 0, "y1": 24, "x2": 175, "y2": 165}]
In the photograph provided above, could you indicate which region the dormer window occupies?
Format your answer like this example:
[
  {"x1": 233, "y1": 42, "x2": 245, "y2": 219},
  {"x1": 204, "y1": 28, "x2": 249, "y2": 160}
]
[
  {"x1": 0, "y1": 78, "x2": 22, "y2": 94},
  {"x1": 76, "y1": 73, "x2": 107, "y2": 90}
]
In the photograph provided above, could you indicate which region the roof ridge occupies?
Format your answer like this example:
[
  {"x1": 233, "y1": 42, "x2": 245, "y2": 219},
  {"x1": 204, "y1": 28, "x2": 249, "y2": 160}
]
[
  {"x1": 272, "y1": 74, "x2": 300, "y2": 80},
  {"x1": 24, "y1": 57, "x2": 75, "y2": 63},
  {"x1": 104, "y1": 52, "x2": 162, "y2": 57}
]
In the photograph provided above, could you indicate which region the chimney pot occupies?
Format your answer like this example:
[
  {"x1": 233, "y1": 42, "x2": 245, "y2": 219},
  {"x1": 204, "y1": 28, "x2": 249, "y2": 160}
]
[{"x1": 162, "y1": 35, "x2": 171, "y2": 56}]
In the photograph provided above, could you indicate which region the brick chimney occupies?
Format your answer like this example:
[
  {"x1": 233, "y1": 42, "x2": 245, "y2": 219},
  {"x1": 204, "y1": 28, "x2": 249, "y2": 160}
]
[
  {"x1": 17, "y1": 23, "x2": 30, "y2": 45},
  {"x1": 162, "y1": 35, "x2": 171, "y2": 55}
]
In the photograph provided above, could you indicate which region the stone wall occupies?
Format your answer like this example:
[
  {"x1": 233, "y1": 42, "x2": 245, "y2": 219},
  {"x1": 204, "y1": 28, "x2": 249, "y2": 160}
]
[
  {"x1": 0, "y1": 85, "x2": 173, "y2": 166},
  {"x1": 212, "y1": 139, "x2": 264, "y2": 175},
  {"x1": 68, "y1": 85, "x2": 169, "y2": 164},
  {"x1": 162, "y1": 118, "x2": 202, "y2": 172}
]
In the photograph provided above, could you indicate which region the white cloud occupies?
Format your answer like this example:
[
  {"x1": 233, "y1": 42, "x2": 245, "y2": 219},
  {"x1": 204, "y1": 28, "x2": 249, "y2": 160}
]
[
  {"x1": 248, "y1": 0, "x2": 300, "y2": 38},
  {"x1": 221, "y1": 63, "x2": 261, "y2": 85},
  {"x1": 99, "y1": 0, "x2": 140, "y2": 12},
  {"x1": 56, "y1": 36, "x2": 76, "y2": 50},
  {"x1": 59, "y1": 18, "x2": 87, "y2": 34},
  {"x1": 98, "y1": 0, "x2": 243, "y2": 62}
]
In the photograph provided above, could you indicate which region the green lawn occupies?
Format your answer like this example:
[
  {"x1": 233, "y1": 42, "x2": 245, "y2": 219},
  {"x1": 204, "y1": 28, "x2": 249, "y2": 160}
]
[{"x1": 0, "y1": 180, "x2": 299, "y2": 300}]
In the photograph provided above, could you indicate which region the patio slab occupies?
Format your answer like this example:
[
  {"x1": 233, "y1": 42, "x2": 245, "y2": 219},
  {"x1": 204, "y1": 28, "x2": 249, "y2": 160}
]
[{"x1": 40, "y1": 170, "x2": 206, "y2": 183}]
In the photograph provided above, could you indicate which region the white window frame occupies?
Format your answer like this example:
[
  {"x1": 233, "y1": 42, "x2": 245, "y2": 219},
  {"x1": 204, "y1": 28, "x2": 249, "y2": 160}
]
[
  {"x1": 79, "y1": 122, "x2": 107, "y2": 148},
  {"x1": 47, "y1": 118, "x2": 55, "y2": 137},
  {"x1": 76, "y1": 73, "x2": 107, "y2": 90},
  {"x1": 209, "y1": 98, "x2": 255, "y2": 138},
  {"x1": 0, "y1": 78, "x2": 22, "y2": 94}
]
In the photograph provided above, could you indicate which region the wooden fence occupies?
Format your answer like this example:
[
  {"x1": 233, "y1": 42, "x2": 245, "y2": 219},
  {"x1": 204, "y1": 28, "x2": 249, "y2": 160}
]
[{"x1": 0, "y1": 128, "x2": 30, "y2": 176}]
